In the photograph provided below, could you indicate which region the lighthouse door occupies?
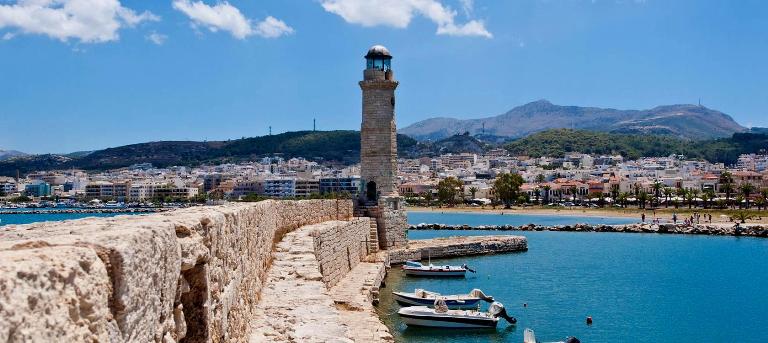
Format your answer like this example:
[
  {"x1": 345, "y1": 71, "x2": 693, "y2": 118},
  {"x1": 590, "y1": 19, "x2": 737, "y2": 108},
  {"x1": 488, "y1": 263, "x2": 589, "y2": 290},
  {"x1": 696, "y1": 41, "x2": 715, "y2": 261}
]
[{"x1": 366, "y1": 181, "x2": 377, "y2": 201}]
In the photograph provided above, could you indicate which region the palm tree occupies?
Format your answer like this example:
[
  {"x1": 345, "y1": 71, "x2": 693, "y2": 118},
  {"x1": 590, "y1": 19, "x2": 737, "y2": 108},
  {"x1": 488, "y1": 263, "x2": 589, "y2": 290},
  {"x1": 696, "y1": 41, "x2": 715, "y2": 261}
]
[
  {"x1": 685, "y1": 190, "x2": 695, "y2": 209},
  {"x1": 569, "y1": 186, "x2": 578, "y2": 204},
  {"x1": 535, "y1": 174, "x2": 546, "y2": 184},
  {"x1": 690, "y1": 189, "x2": 700, "y2": 209},
  {"x1": 740, "y1": 183, "x2": 756, "y2": 209},
  {"x1": 638, "y1": 191, "x2": 649, "y2": 209},
  {"x1": 652, "y1": 181, "x2": 663, "y2": 208},
  {"x1": 610, "y1": 184, "x2": 620, "y2": 205},
  {"x1": 663, "y1": 187, "x2": 673, "y2": 208},
  {"x1": 720, "y1": 171, "x2": 734, "y2": 208},
  {"x1": 542, "y1": 185, "x2": 552, "y2": 204},
  {"x1": 618, "y1": 192, "x2": 629, "y2": 208},
  {"x1": 675, "y1": 187, "x2": 686, "y2": 209},
  {"x1": 760, "y1": 188, "x2": 768, "y2": 210},
  {"x1": 703, "y1": 189, "x2": 715, "y2": 209}
]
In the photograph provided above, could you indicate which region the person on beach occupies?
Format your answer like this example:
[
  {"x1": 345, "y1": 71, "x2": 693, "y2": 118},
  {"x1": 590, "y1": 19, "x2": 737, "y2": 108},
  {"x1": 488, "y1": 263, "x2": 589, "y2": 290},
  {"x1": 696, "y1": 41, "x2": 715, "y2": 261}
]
[
  {"x1": 673, "y1": 213, "x2": 678, "y2": 224},
  {"x1": 641, "y1": 212, "x2": 646, "y2": 223}
]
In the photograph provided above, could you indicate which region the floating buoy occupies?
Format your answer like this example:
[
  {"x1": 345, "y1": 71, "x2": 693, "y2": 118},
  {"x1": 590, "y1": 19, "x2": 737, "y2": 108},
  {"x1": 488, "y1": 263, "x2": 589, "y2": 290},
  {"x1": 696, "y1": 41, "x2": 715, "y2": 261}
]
[
  {"x1": 523, "y1": 303, "x2": 527, "y2": 308},
  {"x1": 586, "y1": 316, "x2": 593, "y2": 325}
]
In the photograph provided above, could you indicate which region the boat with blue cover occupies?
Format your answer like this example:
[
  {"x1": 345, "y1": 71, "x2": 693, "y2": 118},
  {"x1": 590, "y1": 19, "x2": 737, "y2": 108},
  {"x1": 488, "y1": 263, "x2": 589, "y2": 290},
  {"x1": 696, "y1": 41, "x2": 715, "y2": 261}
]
[{"x1": 392, "y1": 288, "x2": 494, "y2": 309}]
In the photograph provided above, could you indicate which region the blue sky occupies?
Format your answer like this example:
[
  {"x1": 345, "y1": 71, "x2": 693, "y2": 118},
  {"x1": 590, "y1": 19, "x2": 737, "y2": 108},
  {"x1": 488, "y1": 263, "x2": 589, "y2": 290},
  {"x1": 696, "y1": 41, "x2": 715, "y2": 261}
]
[{"x1": 1, "y1": 0, "x2": 766, "y2": 153}]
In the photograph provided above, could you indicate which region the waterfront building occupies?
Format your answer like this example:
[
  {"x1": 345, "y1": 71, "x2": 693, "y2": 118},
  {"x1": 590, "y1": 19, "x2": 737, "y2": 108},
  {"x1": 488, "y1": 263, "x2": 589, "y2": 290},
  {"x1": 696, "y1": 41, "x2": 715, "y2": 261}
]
[
  {"x1": 85, "y1": 181, "x2": 130, "y2": 201},
  {"x1": 294, "y1": 179, "x2": 320, "y2": 198},
  {"x1": 24, "y1": 181, "x2": 51, "y2": 197},
  {"x1": 263, "y1": 178, "x2": 296, "y2": 198},
  {"x1": 231, "y1": 181, "x2": 263, "y2": 198},
  {"x1": 319, "y1": 177, "x2": 361, "y2": 196},
  {"x1": 0, "y1": 181, "x2": 17, "y2": 195}
]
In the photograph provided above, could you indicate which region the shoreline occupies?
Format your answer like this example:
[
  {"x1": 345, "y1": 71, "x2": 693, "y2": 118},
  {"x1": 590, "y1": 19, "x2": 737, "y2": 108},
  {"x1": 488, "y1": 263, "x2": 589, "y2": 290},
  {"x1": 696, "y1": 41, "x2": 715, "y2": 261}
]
[
  {"x1": 406, "y1": 206, "x2": 768, "y2": 224},
  {"x1": 409, "y1": 223, "x2": 768, "y2": 238}
]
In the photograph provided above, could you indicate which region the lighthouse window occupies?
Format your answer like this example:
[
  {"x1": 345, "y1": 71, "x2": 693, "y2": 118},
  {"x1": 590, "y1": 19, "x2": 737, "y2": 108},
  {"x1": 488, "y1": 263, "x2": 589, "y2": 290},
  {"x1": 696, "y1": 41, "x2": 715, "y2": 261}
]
[{"x1": 373, "y1": 58, "x2": 384, "y2": 69}]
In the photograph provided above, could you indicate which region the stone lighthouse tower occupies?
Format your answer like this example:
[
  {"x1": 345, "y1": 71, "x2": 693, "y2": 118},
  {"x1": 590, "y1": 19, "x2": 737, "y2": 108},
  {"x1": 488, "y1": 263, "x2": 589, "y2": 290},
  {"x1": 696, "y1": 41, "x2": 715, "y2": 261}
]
[
  {"x1": 360, "y1": 45, "x2": 398, "y2": 199},
  {"x1": 358, "y1": 45, "x2": 407, "y2": 249}
]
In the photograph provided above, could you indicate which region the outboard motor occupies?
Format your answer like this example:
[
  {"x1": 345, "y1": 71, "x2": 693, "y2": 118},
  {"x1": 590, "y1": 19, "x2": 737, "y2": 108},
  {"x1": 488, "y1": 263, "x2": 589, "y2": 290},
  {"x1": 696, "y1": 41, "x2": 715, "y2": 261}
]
[
  {"x1": 462, "y1": 263, "x2": 476, "y2": 273},
  {"x1": 488, "y1": 302, "x2": 517, "y2": 324},
  {"x1": 469, "y1": 289, "x2": 495, "y2": 303}
]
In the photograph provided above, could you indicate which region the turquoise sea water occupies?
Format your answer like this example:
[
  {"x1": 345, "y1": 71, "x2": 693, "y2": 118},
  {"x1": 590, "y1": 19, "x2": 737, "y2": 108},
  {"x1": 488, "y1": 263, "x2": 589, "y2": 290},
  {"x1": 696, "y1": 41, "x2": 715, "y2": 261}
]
[
  {"x1": 375, "y1": 212, "x2": 768, "y2": 343},
  {"x1": 0, "y1": 212, "x2": 138, "y2": 226},
  {"x1": 408, "y1": 211, "x2": 638, "y2": 227}
]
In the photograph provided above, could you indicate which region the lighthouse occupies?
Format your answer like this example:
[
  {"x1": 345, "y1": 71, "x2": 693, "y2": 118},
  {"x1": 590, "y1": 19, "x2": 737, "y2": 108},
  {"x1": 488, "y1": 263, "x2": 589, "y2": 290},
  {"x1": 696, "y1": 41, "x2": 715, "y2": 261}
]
[
  {"x1": 357, "y1": 45, "x2": 407, "y2": 249},
  {"x1": 360, "y1": 45, "x2": 399, "y2": 200}
]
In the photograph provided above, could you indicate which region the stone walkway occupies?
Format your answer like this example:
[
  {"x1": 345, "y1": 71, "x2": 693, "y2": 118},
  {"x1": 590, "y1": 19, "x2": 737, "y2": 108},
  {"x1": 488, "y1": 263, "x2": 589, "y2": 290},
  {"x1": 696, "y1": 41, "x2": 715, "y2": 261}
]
[
  {"x1": 329, "y1": 262, "x2": 393, "y2": 342},
  {"x1": 249, "y1": 224, "x2": 353, "y2": 343}
]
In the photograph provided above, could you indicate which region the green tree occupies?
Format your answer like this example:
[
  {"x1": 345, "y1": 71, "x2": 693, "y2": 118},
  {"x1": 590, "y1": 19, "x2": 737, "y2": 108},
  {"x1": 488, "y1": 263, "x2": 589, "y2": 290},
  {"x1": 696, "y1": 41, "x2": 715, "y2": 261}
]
[
  {"x1": 740, "y1": 183, "x2": 756, "y2": 209},
  {"x1": 437, "y1": 177, "x2": 463, "y2": 207},
  {"x1": 541, "y1": 185, "x2": 552, "y2": 204},
  {"x1": 492, "y1": 173, "x2": 524, "y2": 209},
  {"x1": 720, "y1": 171, "x2": 734, "y2": 208},
  {"x1": 610, "y1": 184, "x2": 620, "y2": 204},
  {"x1": 663, "y1": 187, "x2": 673, "y2": 208},
  {"x1": 652, "y1": 181, "x2": 663, "y2": 207},
  {"x1": 535, "y1": 174, "x2": 546, "y2": 184},
  {"x1": 638, "y1": 191, "x2": 649, "y2": 209}
]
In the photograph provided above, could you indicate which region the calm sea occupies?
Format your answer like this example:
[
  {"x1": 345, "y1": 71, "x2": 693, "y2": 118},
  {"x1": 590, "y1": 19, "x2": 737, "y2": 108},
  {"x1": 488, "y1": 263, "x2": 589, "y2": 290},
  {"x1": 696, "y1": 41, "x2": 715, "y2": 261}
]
[
  {"x1": 375, "y1": 212, "x2": 768, "y2": 343},
  {"x1": 409, "y1": 210, "x2": 638, "y2": 226},
  {"x1": 0, "y1": 212, "x2": 139, "y2": 226}
]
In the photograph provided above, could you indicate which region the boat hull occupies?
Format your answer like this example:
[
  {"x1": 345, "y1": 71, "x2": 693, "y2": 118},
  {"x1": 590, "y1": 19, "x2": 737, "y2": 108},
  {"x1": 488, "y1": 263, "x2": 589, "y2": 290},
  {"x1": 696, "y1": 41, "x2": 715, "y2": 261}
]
[
  {"x1": 393, "y1": 293, "x2": 482, "y2": 309},
  {"x1": 398, "y1": 313, "x2": 497, "y2": 329},
  {"x1": 402, "y1": 268, "x2": 466, "y2": 277}
]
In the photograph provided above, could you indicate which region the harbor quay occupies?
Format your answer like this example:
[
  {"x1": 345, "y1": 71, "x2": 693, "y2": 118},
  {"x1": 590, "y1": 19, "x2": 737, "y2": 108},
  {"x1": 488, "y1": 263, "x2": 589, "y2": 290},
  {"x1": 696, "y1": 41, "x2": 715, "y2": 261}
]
[
  {"x1": 0, "y1": 200, "x2": 528, "y2": 342},
  {"x1": 410, "y1": 222, "x2": 768, "y2": 238}
]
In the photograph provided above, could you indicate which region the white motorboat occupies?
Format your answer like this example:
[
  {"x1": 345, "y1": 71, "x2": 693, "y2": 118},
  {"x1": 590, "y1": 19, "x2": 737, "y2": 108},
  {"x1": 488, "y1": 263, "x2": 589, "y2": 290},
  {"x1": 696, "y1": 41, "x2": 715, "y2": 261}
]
[
  {"x1": 393, "y1": 288, "x2": 494, "y2": 309},
  {"x1": 402, "y1": 260, "x2": 475, "y2": 277},
  {"x1": 398, "y1": 299, "x2": 516, "y2": 329},
  {"x1": 524, "y1": 328, "x2": 581, "y2": 343}
]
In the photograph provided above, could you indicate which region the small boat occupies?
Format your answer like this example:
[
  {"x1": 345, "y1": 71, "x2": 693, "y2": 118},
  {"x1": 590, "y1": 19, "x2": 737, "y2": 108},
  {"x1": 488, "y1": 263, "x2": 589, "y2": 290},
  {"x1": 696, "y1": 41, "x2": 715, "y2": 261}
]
[
  {"x1": 393, "y1": 288, "x2": 494, "y2": 309},
  {"x1": 402, "y1": 260, "x2": 475, "y2": 277},
  {"x1": 398, "y1": 299, "x2": 516, "y2": 329},
  {"x1": 524, "y1": 328, "x2": 581, "y2": 343}
]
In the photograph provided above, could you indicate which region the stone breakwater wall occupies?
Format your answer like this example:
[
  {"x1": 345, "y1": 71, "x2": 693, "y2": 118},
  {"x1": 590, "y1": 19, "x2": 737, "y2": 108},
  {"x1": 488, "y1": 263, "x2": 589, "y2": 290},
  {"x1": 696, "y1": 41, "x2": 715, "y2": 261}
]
[
  {"x1": 311, "y1": 218, "x2": 371, "y2": 288},
  {"x1": 0, "y1": 199, "x2": 352, "y2": 343},
  {"x1": 410, "y1": 223, "x2": 768, "y2": 238},
  {"x1": 388, "y1": 235, "x2": 528, "y2": 265}
]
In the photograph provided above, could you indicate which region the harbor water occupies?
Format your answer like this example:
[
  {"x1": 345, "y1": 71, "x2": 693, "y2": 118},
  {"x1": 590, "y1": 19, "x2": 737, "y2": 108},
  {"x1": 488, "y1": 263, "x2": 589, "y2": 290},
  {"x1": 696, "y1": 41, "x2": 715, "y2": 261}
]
[
  {"x1": 375, "y1": 211, "x2": 768, "y2": 342},
  {"x1": 0, "y1": 212, "x2": 143, "y2": 226}
]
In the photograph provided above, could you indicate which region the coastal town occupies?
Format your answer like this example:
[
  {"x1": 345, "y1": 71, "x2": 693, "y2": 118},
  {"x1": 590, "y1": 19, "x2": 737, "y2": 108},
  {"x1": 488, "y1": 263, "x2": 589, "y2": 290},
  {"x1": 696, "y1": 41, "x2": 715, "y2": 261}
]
[{"x1": 2, "y1": 151, "x2": 768, "y2": 213}]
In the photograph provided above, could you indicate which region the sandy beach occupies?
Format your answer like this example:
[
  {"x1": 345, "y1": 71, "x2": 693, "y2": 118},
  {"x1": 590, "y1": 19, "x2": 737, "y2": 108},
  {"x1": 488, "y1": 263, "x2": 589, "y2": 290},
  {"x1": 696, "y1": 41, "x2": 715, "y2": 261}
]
[{"x1": 407, "y1": 206, "x2": 768, "y2": 224}]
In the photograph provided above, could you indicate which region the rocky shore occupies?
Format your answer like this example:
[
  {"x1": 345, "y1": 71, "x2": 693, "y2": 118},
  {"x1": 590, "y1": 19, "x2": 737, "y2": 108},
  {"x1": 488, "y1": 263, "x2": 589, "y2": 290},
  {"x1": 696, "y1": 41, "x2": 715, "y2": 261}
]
[{"x1": 410, "y1": 223, "x2": 768, "y2": 238}]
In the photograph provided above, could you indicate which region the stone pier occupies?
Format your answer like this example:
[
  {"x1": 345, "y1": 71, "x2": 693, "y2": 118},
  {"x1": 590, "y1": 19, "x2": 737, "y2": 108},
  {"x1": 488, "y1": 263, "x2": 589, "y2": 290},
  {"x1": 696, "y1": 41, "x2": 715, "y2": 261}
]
[{"x1": 388, "y1": 235, "x2": 528, "y2": 265}]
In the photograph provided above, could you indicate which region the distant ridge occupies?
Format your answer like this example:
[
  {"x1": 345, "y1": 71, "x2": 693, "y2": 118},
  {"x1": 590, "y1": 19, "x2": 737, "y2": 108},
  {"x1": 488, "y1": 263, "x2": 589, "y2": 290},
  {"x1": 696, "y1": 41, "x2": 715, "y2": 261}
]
[
  {"x1": 0, "y1": 131, "x2": 417, "y2": 176},
  {"x1": 400, "y1": 100, "x2": 746, "y2": 141},
  {"x1": 0, "y1": 149, "x2": 26, "y2": 161}
]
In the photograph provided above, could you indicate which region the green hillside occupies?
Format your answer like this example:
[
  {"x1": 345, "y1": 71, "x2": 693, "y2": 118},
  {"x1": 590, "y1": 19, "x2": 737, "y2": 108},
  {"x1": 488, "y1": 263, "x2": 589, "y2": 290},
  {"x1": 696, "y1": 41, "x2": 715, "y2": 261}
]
[
  {"x1": 504, "y1": 129, "x2": 768, "y2": 164},
  {"x1": 0, "y1": 131, "x2": 417, "y2": 176}
]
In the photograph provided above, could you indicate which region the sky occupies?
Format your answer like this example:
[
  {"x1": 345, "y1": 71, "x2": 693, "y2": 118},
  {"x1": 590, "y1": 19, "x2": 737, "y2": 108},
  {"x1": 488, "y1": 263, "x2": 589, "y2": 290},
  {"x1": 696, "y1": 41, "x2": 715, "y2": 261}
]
[{"x1": 1, "y1": 0, "x2": 767, "y2": 154}]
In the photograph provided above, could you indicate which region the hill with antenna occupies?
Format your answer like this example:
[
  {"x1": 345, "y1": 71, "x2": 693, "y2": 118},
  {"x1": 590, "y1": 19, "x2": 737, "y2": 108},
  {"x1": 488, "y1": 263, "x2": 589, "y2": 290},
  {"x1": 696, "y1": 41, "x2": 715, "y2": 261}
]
[{"x1": 399, "y1": 100, "x2": 746, "y2": 141}]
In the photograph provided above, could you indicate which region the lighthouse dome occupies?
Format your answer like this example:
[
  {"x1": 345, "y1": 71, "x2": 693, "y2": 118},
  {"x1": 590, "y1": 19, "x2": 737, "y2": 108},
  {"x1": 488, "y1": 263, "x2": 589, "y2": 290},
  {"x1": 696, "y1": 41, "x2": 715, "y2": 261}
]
[{"x1": 365, "y1": 45, "x2": 392, "y2": 58}]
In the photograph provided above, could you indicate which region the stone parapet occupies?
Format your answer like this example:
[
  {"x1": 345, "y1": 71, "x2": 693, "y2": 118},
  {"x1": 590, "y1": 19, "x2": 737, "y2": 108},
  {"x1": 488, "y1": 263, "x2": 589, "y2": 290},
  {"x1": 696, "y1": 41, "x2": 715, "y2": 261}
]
[
  {"x1": 0, "y1": 200, "x2": 352, "y2": 343},
  {"x1": 310, "y1": 218, "x2": 371, "y2": 288}
]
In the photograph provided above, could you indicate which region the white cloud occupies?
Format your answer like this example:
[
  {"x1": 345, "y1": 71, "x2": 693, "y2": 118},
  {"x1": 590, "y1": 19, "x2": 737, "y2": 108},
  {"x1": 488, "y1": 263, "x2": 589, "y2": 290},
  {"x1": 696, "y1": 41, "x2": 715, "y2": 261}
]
[
  {"x1": 0, "y1": 0, "x2": 159, "y2": 43},
  {"x1": 320, "y1": 0, "x2": 492, "y2": 38},
  {"x1": 172, "y1": 0, "x2": 293, "y2": 39},
  {"x1": 254, "y1": 15, "x2": 293, "y2": 38},
  {"x1": 146, "y1": 31, "x2": 167, "y2": 45}
]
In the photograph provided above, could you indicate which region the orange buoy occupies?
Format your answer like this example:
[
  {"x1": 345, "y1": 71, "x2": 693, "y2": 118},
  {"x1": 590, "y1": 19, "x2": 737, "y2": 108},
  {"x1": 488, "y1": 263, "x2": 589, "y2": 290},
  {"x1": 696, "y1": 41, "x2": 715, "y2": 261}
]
[{"x1": 586, "y1": 316, "x2": 593, "y2": 325}]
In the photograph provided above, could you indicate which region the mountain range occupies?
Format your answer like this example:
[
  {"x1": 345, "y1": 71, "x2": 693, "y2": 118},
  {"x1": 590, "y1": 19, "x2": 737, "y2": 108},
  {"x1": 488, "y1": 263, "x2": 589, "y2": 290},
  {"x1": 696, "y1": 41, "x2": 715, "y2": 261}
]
[
  {"x1": 0, "y1": 131, "x2": 417, "y2": 177},
  {"x1": 399, "y1": 100, "x2": 746, "y2": 141},
  {"x1": 0, "y1": 150, "x2": 26, "y2": 161}
]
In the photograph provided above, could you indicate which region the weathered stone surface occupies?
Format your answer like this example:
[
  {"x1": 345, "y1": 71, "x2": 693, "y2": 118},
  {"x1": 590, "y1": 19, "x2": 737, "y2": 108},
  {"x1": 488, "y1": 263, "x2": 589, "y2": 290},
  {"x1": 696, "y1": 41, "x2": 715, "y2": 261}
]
[
  {"x1": 0, "y1": 246, "x2": 113, "y2": 342},
  {"x1": 0, "y1": 200, "x2": 353, "y2": 343},
  {"x1": 311, "y1": 219, "x2": 370, "y2": 288},
  {"x1": 388, "y1": 235, "x2": 528, "y2": 264},
  {"x1": 250, "y1": 223, "x2": 353, "y2": 343}
]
